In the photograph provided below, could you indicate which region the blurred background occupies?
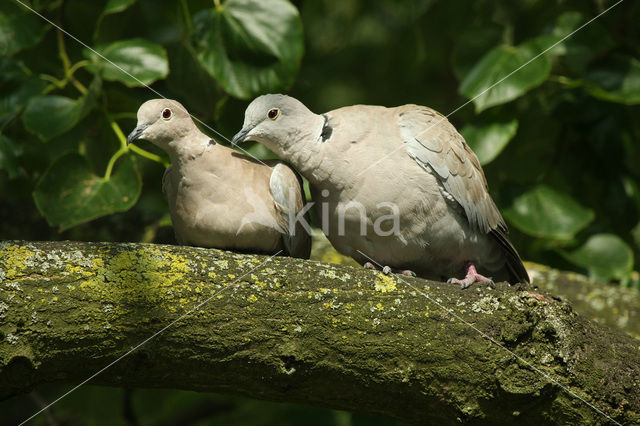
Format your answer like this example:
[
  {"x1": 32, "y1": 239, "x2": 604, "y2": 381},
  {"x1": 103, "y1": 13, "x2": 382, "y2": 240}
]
[{"x1": 1, "y1": 0, "x2": 639, "y2": 424}]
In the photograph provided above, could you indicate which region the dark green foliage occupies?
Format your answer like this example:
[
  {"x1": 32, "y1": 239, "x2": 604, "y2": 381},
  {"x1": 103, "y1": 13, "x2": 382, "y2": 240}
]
[{"x1": 33, "y1": 153, "x2": 141, "y2": 230}]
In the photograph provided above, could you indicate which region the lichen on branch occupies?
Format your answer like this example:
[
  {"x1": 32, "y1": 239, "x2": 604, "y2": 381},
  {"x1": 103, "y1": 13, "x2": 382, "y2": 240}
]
[{"x1": 0, "y1": 240, "x2": 638, "y2": 425}]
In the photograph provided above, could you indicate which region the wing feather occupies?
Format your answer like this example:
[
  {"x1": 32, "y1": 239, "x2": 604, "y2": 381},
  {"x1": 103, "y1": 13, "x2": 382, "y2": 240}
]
[
  {"x1": 398, "y1": 106, "x2": 505, "y2": 234},
  {"x1": 398, "y1": 106, "x2": 529, "y2": 283},
  {"x1": 269, "y1": 163, "x2": 312, "y2": 259},
  {"x1": 161, "y1": 165, "x2": 188, "y2": 245}
]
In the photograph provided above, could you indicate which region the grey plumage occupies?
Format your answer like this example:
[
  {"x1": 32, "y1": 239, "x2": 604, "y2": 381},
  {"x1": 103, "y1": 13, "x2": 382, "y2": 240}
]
[
  {"x1": 232, "y1": 94, "x2": 529, "y2": 285},
  {"x1": 128, "y1": 98, "x2": 311, "y2": 259}
]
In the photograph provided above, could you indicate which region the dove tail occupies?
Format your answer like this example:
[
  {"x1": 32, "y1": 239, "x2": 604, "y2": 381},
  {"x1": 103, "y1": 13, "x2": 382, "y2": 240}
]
[{"x1": 490, "y1": 229, "x2": 530, "y2": 284}]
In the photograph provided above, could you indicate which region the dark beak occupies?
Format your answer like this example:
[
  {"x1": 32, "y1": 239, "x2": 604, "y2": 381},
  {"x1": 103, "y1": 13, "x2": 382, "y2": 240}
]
[
  {"x1": 231, "y1": 126, "x2": 253, "y2": 146},
  {"x1": 126, "y1": 124, "x2": 149, "y2": 146}
]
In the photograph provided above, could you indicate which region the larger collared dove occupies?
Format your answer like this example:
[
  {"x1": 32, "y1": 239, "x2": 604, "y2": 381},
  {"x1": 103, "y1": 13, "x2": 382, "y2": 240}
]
[
  {"x1": 232, "y1": 94, "x2": 529, "y2": 287},
  {"x1": 127, "y1": 99, "x2": 311, "y2": 259}
]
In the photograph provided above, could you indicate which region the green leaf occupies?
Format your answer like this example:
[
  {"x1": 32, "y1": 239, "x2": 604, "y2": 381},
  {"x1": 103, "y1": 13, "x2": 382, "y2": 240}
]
[
  {"x1": 548, "y1": 12, "x2": 613, "y2": 72},
  {"x1": 0, "y1": 10, "x2": 47, "y2": 56},
  {"x1": 78, "y1": 75, "x2": 103, "y2": 120},
  {"x1": 33, "y1": 153, "x2": 141, "y2": 231},
  {"x1": 166, "y1": 42, "x2": 221, "y2": 118},
  {"x1": 192, "y1": 0, "x2": 304, "y2": 99},
  {"x1": 561, "y1": 234, "x2": 634, "y2": 281},
  {"x1": 0, "y1": 57, "x2": 47, "y2": 121},
  {"x1": 460, "y1": 119, "x2": 518, "y2": 165},
  {"x1": 95, "y1": 0, "x2": 138, "y2": 38},
  {"x1": 84, "y1": 38, "x2": 168, "y2": 87},
  {"x1": 22, "y1": 95, "x2": 83, "y2": 141},
  {"x1": 632, "y1": 222, "x2": 640, "y2": 252},
  {"x1": 452, "y1": 26, "x2": 502, "y2": 80},
  {"x1": 0, "y1": 134, "x2": 23, "y2": 179},
  {"x1": 503, "y1": 185, "x2": 594, "y2": 240},
  {"x1": 103, "y1": 0, "x2": 137, "y2": 15},
  {"x1": 586, "y1": 54, "x2": 640, "y2": 105},
  {"x1": 459, "y1": 39, "x2": 551, "y2": 112}
]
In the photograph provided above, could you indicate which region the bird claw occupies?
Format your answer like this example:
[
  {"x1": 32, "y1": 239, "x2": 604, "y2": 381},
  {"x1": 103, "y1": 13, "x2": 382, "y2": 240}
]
[
  {"x1": 448, "y1": 263, "x2": 494, "y2": 290},
  {"x1": 363, "y1": 263, "x2": 416, "y2": 277},
  {"x1": 363, "y1": 262, "x2": 377, "y2": 270}
]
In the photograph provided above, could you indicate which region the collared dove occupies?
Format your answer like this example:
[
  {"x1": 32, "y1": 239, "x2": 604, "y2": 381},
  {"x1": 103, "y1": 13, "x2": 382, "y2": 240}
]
[
  {"x1": 232, "y1": 94, "x2": 529, "y2": 287},
  {"x1": 127, "y1": 99, "x2": 311, "y2": 259}
]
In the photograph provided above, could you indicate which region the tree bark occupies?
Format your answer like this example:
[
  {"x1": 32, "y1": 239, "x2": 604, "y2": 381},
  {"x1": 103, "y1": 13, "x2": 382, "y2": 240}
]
[{"x1": 0, "y1": 240, "x2": 638, "y2": 425}]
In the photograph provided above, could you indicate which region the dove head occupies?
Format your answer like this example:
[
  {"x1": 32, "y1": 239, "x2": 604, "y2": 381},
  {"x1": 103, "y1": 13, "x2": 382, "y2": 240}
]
[
  {"x1": 231, "y1": 94, "x2": 322, "y2": 157},
  {"x1": 127, "y1": 99, "x2": 198, "y2": 149}
]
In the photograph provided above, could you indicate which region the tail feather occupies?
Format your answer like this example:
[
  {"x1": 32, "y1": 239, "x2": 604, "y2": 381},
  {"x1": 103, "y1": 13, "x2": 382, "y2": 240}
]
[{"x1": 490, "y1": 229, "x2": 530, "y2": 284}]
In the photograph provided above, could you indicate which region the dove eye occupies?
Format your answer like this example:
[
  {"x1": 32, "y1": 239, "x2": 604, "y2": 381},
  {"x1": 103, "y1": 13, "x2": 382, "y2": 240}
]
[
  {"x1": 161, "y1": 108, "x2": 172, "y2": 120},
  {"x1": 267, "y1": 108, "x2": 280, "y2": 120}
]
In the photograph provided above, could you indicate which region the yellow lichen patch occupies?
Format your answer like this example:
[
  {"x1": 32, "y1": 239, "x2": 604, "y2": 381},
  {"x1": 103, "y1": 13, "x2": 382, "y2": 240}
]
[
  {"x1": 320, "y1": 251, "x2": 348, "y2": 264},
  {"x1": 64, "y1": 264, "x2": 84, "y2": 276},
  {"x1": 71, "y1": 247, "x2": 194, "y2": 307},
  {"x1": 247, "y1": 294, "x2": 258, "y2": 303},
  {"x1": 1, "y1": 245, "x2": 35, "y2": 279},
  {"x1": 374, "y1": 274, "x2": 397, "y2": 293},
  {"x1": 147, "y1": 246, "x2": 190, "y2": 273}
]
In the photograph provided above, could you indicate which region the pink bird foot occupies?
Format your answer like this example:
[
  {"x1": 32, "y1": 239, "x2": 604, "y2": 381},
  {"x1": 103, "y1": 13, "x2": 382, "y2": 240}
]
[{"x1": 447, "y1": 263, "x2": 494, "y2": 290}]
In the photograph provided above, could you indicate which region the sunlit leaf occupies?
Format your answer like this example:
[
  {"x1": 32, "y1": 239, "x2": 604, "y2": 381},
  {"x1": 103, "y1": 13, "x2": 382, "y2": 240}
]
[
  {"x1": 192, "y1": 0, "x2": 304, "y2": 99},
  {"x1": 459, "y1": 39, "x2": 551, "y2": 112},
  {"x1": 503, "y1": 185, "x2": 594, "y2": 240},
  {"x1": 33, "y1": 153, "x2": 141, "y2": 231},
  {"x1": 84, "y1": 38, "x2": 168, "y2": 87},
  {"x1": 561, "y1": 234, "x2": 634, "y2": 281},
  {"x1": 22, "y1": 95, "x2": 82, "y2": 141},
  {"x1": 461, "y1": 119, "x2": 518, "y2": 165}
]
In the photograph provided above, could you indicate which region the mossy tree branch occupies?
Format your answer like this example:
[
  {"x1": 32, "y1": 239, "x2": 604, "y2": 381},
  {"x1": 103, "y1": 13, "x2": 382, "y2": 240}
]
[{"x1": 0, "y1": 241, "x2": 638, "y2": 425}]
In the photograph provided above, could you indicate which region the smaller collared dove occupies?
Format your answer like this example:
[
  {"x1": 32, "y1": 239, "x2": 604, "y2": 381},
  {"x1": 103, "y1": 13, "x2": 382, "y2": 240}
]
[
  {"x1": 232, "y1": 94, "x2": 529, "y2": 287},
  {"x1": 127, "y1": 99, "x2": 311, "y2": 259}
]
